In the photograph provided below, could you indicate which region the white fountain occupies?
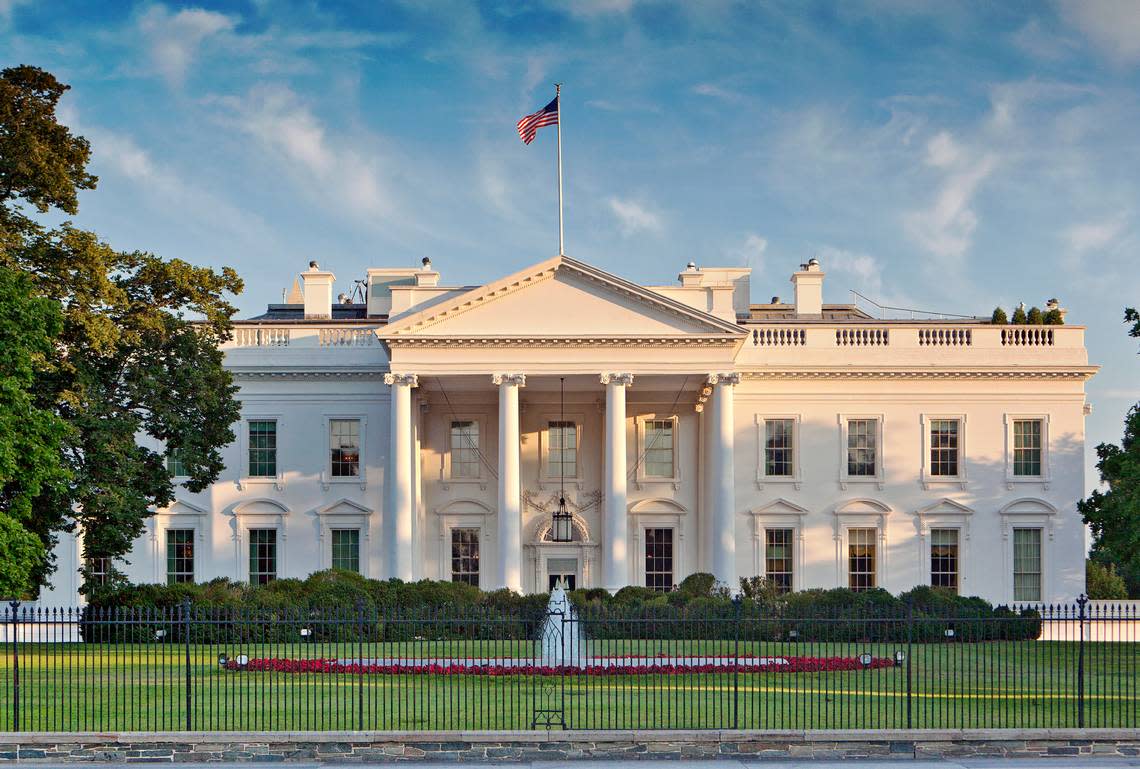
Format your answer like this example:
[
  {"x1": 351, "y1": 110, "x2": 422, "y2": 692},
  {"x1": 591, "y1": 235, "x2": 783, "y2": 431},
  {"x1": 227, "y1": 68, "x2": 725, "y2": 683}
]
[{"x1": 539, "y1": 577, "x2": 585, "y2": 668}]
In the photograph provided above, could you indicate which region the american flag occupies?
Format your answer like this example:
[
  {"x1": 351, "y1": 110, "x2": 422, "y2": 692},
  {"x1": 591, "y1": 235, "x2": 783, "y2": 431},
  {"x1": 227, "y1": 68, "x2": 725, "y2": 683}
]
[{"x1": 516, "y1": 97, "x2": 559, "y2": 144}]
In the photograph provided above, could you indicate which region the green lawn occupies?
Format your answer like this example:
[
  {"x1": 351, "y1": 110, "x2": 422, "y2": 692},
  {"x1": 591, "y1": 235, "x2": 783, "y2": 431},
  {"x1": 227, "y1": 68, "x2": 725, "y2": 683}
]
[{"x1": 1, "y1": 638, "x2": 1136, "y2": 731}]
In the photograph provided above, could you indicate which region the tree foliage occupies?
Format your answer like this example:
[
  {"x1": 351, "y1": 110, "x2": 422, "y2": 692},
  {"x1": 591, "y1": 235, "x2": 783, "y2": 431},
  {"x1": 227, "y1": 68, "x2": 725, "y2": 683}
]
[
  {"x1": 1026, "y1": 306, "x2": 1043, "y2": 324},
  {"x1": 1011, "y1": 304, "x2": 1027, "y2": 324},
  {"x1": 1086, "y1": 560, "x2": 1128, "y2": 600},
  {"x1": 991, "y1": 306, "x2": 1007, "y2": 324},
  {"x1": 0, "y1": 65, "x2": 242, "y2": 593},
  {"x1": 1079, "y1": 308, "x2": 1140, "y2": 598}
]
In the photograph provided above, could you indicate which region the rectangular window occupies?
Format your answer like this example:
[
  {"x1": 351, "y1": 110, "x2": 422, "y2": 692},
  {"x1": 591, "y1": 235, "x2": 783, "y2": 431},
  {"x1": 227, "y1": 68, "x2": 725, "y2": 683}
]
[
  {"x1": 451, "y1": 528, "x2": 480, "y2": 586},
  {"x1": 86, "y1": 556, "x2": 111, "y2": 587},
  {"x1": 764, "y1": 419, "x2": 795, "y2": 477},
  {"x1": 329, "y1": 419, "x2": 360, "y2": 477},
  {"x1": 166, "y1": 529, "x2": 195, "y2": 584},
  {"x1": 765, "y1": 528, "x2": 794, "y2": 593},
  {"x1": 548, "y1": 421, "x2": 577, "y2": 478},
  {"x1": 166, "y1": 449, "x2": 188, "y2": 478},
  {"x1": 644, "y1": 419, "x2": 675, "y2": 478},
  {"x1": 645, "y1": 528, "x2": 674, "y2": 591},
  {"x1": 1013, "y1": 419, "x2": 1043, "y2": 477},
  {"x1": 846, "y1": 419, "x2": 878, "y2": 477},
  {"x1": 450, "y1": 421, "x2": 480, "y2": 479},
  {"x1": 929, "y1": 419, "x2": 961, "y2": 477},
  {"x1": 248, "y1": 528, "x2": 277, "y2": 585},
  {"x1": 930, "y1": 528, "x2": 959, "y2": 592},
  {"x1": 248, "y1": 420, "x2": 277, "y2": 478},
  {"x1": 1013, "y1": 528, "x2": 1042, "y2": 602},
  {"x1": 848, "y1": 528, "x2": 877, "y2": 591},
  {"x1": 330, "y1": 529, "x2": 360, "y2": 573}
]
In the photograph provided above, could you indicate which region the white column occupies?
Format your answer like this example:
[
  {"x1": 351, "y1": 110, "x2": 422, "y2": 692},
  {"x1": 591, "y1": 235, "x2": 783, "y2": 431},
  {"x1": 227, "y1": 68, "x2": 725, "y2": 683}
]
[
  {"x1": 384, "y1": 373, "x2": 417, "y2": 580},
  {"x1": 493, "y1": 373, "x2": 525, "y2": 592},
  {"x1": 708, "y1": 373, "x2": 740, "y2": 588},
  {"x1": 601, "y1": 373, "x2": 634, "y2": 591}
]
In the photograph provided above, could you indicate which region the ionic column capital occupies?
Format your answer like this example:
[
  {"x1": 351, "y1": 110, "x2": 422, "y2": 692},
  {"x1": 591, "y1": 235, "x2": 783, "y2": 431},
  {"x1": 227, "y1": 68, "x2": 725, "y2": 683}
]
[
  {"x1": 600, "y1": 373, "x2": 634, "y2": 386},
  {"x1": 492, "y1": 373, "x2": 527, "y2": 387},
  {"x1": 707, "y1": 372, "x2": 741, "y2": 386},
  {"x1": 384, "y1": 372, "x2": 418, "y2": 387}
]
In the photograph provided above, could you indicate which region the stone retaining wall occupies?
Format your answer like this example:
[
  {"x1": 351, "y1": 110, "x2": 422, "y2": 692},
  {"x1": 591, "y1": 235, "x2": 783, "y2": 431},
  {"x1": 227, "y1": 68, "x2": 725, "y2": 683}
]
[{"x1": 1, "y1": 729, "x2": 1138, "y2": 762}]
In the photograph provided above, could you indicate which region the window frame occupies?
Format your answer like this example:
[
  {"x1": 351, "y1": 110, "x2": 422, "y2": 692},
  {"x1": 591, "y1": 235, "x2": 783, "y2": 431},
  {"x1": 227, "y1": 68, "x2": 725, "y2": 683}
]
[
  {"x1": 248, "y1": 527, "x2": 279, "y2": 585},
  {"x1": 921, "y1": 414, "x2": 967, "y2": 488},
  {"x1": 450, "y1": 527, "x2": 481, "y2": 587},
  {"x1": 329, "y1": 528, "x2": 361, "y2": 573},
  {"x1": 440, "y1": 413, "x2": 488, "y2": 488},
  {"x1": 539, "y1": 413, "x2": 584, "y2": 487},
  {"x1": 636, "y1": 414, "x2": 681, "y2": 487},
  {"x1": 643, "y1": 526, "x2": 676, "y2": 592},
  {"x1": 754, "y1": 414, "x2": 801, "y2": 489},
  {"x1": 1011, "y1": 527, "x2": 1043, "y2": 603},
  {"x1": 846, "y1": 526, "x2": 878, "y2": 592},
  {"x1": 928, "y1": 527, "x2": 960, "y2": 593},
  {"x1": 166, "y1": 448, "x2": 189, "y2": 480},
  {"x1": 838, "y1": 414, "x2": 885, "y2": 488},
  {"x1": 238, "y1": 415, "x2": 285, "y2": 490},
  {"x1": 764, "y1": 527, "x2": 796, "y2": 594},
  {"x1": 1004, "y1": 414, "x2": 1050, "y2": 488},
  {"x1": 165, "y1": 528, "x2": 196, "y2": 585},
  {"x1": 323, "y1": 415, "x2": 367, "y2": 489}
]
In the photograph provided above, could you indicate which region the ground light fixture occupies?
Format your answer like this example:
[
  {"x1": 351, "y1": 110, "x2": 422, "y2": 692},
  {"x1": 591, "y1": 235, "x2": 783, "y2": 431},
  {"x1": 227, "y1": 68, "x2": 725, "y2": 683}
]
[
  {"x1": 154, "y1": 629, "x2": 166, "y2": 640},
  {"x1": 893, "y1": 650, "x2": 906, "y2": 666},
  {"x1": 945, "y1": 628, "x2": 955, "y2": 638},
  {"x1": 234, "y1": 654, "x2": 249, "y2": 669},
  {"x1": 217, "y1": 653, "x2": 228, "y2": 668},
  {"x1": 858, "y1": 652, "x2": 873, "y2": 668},
  {"x1": 300, "y1": 627, "x2": 312, "y2": 639},
  {"x1": 551, "y1": 376, "x2": 573, "y2": 543},
  {"x1": 787, "y1": 629, "x2": 799, "y2": 639}
]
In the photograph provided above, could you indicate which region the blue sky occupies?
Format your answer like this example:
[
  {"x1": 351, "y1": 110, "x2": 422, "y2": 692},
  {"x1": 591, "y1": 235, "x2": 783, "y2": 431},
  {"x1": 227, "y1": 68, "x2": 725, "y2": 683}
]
[{"x1": 2, "y1": 0, "x2": 1137, "y2": 488}]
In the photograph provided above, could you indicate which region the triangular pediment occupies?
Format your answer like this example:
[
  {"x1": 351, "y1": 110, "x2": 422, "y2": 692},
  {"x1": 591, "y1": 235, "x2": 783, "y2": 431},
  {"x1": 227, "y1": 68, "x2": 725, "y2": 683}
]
[
  {"x1": 916, "y1": 498, "x2": 974, "y2": 517},
  {"x1": 751, "y1": 498, "x2": 809, "y2": 516},
  {"x1": 380, "y1": 255, "x2": 745, "y2": 341},
  {"x1": 156, "y1": 499, "x2": 207, "y2": 516},
  {"x1": 318, "y1": 498, "x2": 373, "y2": 516}
]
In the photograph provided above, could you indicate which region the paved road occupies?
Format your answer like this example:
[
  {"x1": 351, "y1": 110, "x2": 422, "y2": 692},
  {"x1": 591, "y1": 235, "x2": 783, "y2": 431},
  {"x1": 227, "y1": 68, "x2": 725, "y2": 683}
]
[{"x1": 24, "y1": 761, "x2": 1140, "y2": 769}]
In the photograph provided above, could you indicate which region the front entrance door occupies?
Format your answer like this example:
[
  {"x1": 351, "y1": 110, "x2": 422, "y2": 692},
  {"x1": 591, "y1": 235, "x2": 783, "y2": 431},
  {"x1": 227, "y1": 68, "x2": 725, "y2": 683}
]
[{"x1": 547, "y1": 557, "x2": 578, "y2": 591}]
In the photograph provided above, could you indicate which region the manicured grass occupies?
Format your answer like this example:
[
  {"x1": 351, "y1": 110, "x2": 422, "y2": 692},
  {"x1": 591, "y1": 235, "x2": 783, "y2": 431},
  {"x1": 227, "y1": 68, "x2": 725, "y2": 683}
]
[{"x1": 1, "y1": 639, "x2": 1137, "y2": 731}]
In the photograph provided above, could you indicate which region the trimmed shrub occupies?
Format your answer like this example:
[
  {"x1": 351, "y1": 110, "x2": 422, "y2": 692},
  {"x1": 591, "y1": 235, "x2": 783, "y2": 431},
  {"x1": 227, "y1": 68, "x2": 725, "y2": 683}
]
[
  {"x1": 1043, "y1": 308, "x2": 1064, "y2": 325},
  {"x1": 991, "y1": 306, "x2": 1008, "y2": 324},
  {"x1": 1027, "y1": 306, "x2": 1043, "y2": 324},
  {"x1": 1087, "y1": 560, "x2": 1128, "y2": 600},
  {"x1": 1012, "y1": 305, "x2": 1028, "y2": 324}
]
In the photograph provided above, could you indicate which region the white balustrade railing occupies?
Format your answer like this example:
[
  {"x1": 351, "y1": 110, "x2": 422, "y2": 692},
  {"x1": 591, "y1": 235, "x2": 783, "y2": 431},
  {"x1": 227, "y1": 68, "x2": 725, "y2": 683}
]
[
  {"x1": 1001, "y1": 327, "x2": 1055, "y2": 346},
  {"x1": 752, "y1": 327, "x2": 806, "y2": 346},
  {"x1": 319, "y1": 328, "x2": 376, "y2": 347},
  {"x1": 836, "y1": 328, "x2": 890, "y2": 346},
  {"x1": 918, "y1": 328, "x2": 972, "y2": 346},
  {"x1": 234, "y1": 327, "x2": 290, "y2": 347}
]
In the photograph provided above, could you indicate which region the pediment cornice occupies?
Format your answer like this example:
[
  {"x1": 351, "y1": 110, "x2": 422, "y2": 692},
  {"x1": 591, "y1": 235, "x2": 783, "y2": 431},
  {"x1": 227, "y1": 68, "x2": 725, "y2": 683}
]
[{"x1": 380, "y1": 255, "x2": 746, "y2": 341}]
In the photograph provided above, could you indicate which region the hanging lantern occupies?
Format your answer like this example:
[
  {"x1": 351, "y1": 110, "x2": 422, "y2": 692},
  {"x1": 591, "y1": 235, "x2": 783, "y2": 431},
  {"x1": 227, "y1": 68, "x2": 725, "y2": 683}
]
[{"x1": 551, "y1": 377, "x2": 574, "y2": 543}]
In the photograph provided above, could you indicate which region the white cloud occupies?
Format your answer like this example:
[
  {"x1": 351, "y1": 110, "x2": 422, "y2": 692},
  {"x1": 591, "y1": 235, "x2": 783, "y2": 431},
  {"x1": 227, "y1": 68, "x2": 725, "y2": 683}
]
[
  {"x1": 219, "y1": 84, "x2": 393, "y2": 223},
  {"x1": 137, "y1": 5, "x2": 236, "y2": 86},
  {"x1": 816, "y1": 245, "x2": 883, "y2": 296},
  {"x1": 692, "y1": 83, "x2": 742, "y2": 103},
  {"x1": 607, "y1": 197, "x2": 662, "y2": 236},
  {"x1": 904, "y1": 132, "x2": 997, "y2": 259},
  {"x1": 0, "y1": 0, "x2": 30, "y2": 25},
  {"x1": 728, "y1": 233, "x2": 768, "y2": 271},
  {"x1": 1011, "y1": 18, "x2": 1078, "y2": 61},
  {"x1": 1064, "y1": 215, "x2": 1128, "y2": 253},
  {"x1": 1057, "y1": 0, "x2": 1140, "y2": 65},
  {"x1": 561, "y1": 0, "x2": 638, "y2": 17}
]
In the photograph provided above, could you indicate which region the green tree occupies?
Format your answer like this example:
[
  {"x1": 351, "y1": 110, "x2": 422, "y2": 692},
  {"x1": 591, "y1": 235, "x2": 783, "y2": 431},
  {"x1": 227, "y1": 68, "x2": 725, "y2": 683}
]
[
  {"x1": 1011, "y1": 304, "x2": 1027, "y2": 324},
  {"x1": 1079, "y1": 308, "x2": 1140, "y2": 598},
  {"x1": 1043, "y1": 308, "x2": 1064, "y2": 325},
  {"x1": 991, "y1": 306, "x2": 1008, "y2": 324},
  {"x1": 0, "y1": 266, "x2": 69, "y2": 595},
  {"x1": 1026, "y1": 306, "x2": 1043, "y2": 324},
  {"x1": 1086, "y1": 560, "x2": 1128, "y2": 600},
  {"x1": 0, "y1": 65, "x2": 242, "y2": 592}
]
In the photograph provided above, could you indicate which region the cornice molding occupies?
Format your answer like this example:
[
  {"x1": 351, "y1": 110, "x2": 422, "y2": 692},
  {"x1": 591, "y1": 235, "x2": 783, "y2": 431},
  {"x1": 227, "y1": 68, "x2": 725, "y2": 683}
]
[
  {"x1": 740, "y1": 368, "x2": 1097, "y2": 381},
  {"x1": 230, "y1": 369, "x2": 389, "y2": 381},
  {"x1": 385, "y1": 334, "x2": 741, "y2": 348}
]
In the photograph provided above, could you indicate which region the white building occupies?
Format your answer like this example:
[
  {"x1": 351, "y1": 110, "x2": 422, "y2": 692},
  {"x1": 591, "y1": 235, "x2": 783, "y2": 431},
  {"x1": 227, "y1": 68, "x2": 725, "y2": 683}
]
[{"x1": 41, "y1": 255, "x2": 1096, "y2": 605}]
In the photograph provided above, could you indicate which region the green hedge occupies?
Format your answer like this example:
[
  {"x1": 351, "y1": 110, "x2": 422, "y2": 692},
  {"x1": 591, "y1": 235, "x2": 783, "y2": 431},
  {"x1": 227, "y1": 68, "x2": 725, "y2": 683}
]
[{"x1": 81, "y1": 571, "x2": 1041, "y2": 644}]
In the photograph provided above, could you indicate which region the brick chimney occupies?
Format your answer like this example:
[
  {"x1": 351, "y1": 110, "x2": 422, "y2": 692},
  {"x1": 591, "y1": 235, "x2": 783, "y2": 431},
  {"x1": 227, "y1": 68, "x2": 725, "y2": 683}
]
[
  {"x1": 791, "y1": 258, "x2": 824, "y2": 317},
  {"x1": 301, "y1": 260, "x2": 336, "y2": 319}
]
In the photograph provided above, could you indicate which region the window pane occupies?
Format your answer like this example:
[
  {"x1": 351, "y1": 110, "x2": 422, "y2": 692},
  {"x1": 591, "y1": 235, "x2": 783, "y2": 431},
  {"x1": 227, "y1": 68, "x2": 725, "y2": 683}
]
[
  {"x1": 929, "y1": 419, "x2": 960, "y2": 477},
  {"x1": 644, "y1": 419, "x2": 675, "y2": 478},
  {"x1": 645, "y1": 528, "x2": 674, "y2": 591},
  {"x1": 764, "y1": 419, "x2": 795, "y2": 477},
  {"x1": 548, "y1": 421, "x2": 577, "y2": 478},
  {"x1": 331, "y1": 529, "x2": 360, "y2": 573},
  {"x1": 930, "y1": 528, "x2": 958, "y2": 592},
  {"x1": 450, "y1": 421, "x2": 480, "y2": 479},
  {"x1": 86, "y1": 556, "x2": 111, "y2": 586},
  {"x1": 166, "y1": 449, "x2": 188, "y2": 478},
  {"x1": 166, "y1": 529, "x2": 195, "y2": 584},
  {"x1": 1013, "y1": 528, "x2": 1042, "y2": 602},
  {"x1": 1013, "y1": 420, "x2": 1043, "y2": 477},
  {"x1": 451, "y1": 528, "x2": 480, "y2": 586},
  {"x1": 248, "y1": 420, "x2": 277, "y2": 477},
  {"x1": 846, "y1": 419, "x2": 877, "y2": 476},
  {"x1": 249, "y1": 528, "x2": 277, "y2": 584},
  {"x1": 765, "y1": 528, "x2": 794, "y2": 593},
  {"x1": 329, "y1": 419, "x2": 360, "y2": 477},
  {"x1": 848, "y1": 528, "x2": 877, "y2": 591}
]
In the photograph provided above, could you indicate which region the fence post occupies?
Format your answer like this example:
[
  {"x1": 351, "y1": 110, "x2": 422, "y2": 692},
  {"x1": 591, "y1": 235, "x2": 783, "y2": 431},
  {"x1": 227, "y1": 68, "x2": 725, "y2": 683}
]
[
  {"x1": 356, "y1": 600, "x2": 365, "y2": 731},
  {"x1": 1077, "y1": 594, "x2": 1087, "y2": 728},
  {"x1": 733, "y1": 596, "x2": 741, "y2": 731},
  {"x1": 8, "y1": 601, "x2": 19, "y2": 732},
  {"x1": 182, "y1": 598, "x2": 192, "y2": 731},
  {"x1": 905, "y1": 603, "x2": 913, "y2": 730}
]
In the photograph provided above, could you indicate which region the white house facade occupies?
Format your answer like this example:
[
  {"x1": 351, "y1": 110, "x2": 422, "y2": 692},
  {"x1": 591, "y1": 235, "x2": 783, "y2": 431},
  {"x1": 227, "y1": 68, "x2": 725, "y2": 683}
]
[{"x1": 39, "y1": 255, "x2": 1097, "y2": 605}]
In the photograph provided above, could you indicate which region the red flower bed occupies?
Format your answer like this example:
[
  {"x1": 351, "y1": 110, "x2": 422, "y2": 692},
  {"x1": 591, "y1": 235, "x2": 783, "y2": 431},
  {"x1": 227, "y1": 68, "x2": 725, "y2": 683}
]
[{"x1": 226, "y1": 655, "x2": 894, "y2": 676}]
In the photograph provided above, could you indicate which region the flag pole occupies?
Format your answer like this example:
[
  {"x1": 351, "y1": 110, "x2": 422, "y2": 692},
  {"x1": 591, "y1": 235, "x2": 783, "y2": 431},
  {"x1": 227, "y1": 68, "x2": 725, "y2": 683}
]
[{"x1": 555, "y1": 83, "x2": 564, "y2": 256}]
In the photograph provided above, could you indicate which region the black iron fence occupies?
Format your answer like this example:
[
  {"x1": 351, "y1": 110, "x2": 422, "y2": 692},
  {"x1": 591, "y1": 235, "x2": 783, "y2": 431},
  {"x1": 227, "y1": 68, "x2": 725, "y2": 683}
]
[{"x1": 1, "y1": 598, "x2": 1136, "y2": 732}]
